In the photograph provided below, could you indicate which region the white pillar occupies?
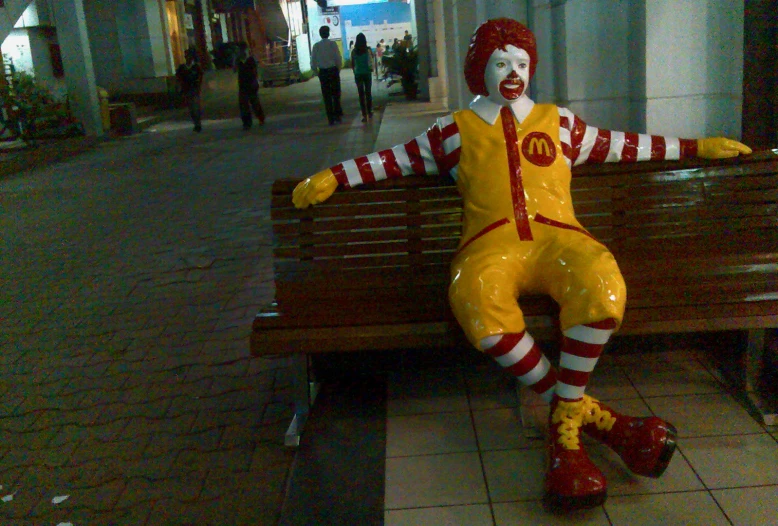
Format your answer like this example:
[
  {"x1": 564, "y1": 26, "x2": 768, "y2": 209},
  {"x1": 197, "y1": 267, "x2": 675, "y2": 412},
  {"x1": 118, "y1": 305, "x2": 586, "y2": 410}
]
[
  {"x1": 446, "y1": 0, "x2": 478, "y2": 110},
  {"x1": 428, "y1": 0, "x2": 448, "y2": 105},
  {"x1": 643, "y1": 0, "x2": 744, "y2": 138},
  {"x1": 480, "y1": 0, "x2": 529, "y2": 22},
  {"x1": 410, "y1": 0, "x2": 431, "y2": 100},
  {"x1": 546, "y1": 0, "x2": 633, "y2": 131},
  {"x1": 51, "y1": 0, "x2": 103, "y2": 137},
  {"x1": 529, "y1": 0, "x2": 744, "y2": 137}
]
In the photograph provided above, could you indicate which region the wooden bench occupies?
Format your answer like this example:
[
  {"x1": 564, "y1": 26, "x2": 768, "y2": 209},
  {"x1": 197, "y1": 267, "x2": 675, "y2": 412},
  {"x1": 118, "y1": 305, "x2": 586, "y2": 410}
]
[{"x1": 251, "y1": 150, "x2": 778, "y2": 445}]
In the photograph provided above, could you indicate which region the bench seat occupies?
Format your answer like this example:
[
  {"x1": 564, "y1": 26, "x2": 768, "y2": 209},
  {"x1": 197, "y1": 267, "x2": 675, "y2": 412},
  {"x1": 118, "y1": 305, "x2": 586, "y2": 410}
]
[{"x1": 252, "y1": 150, "x2": 778, "y2": 443}]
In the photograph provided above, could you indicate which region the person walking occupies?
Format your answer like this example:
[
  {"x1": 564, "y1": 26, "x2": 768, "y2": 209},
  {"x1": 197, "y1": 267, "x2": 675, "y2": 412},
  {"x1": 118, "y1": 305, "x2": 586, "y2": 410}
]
[
  {"x1": 351, "y1": 33, "x2": 374, "y2": 122},
  {"x1": 234, "y1": 42, "x2": 265, "y2": 130},
  {"x1": 375, "y1": 42, "x2": 384, "y2": 80},
  {"x1": 176, "y1": 49, "x2": 203, "y2": 132},
  {"x1": 310, "y1": 26, "x2": 343, "y2": 125}
]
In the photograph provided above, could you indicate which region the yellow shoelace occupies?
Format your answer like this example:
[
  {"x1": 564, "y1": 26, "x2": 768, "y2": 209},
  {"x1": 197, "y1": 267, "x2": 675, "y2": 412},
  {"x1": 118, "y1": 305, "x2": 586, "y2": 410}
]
[
  {"x1": 581, "y1": 394, "x2": 617, "y2": 431},
  {"x1": 551, "y1": 400, "x2": 585, "y2": 450}
]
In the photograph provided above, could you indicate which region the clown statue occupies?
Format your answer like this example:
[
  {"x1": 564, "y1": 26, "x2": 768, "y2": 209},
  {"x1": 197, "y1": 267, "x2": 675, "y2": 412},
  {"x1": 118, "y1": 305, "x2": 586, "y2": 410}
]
[{"x1": 292, "y1": 19, "x2": 751, "y2": 511}]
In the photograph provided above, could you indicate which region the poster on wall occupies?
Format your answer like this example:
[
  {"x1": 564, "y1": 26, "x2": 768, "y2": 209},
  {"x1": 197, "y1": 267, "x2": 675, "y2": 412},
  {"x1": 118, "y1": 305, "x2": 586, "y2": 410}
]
[
  {"x1": 320, "y1": 6, "x2": 341, "y2": 39},
  {"x1": 347, "y1": 21, "x2": 412, "y2": 51}
]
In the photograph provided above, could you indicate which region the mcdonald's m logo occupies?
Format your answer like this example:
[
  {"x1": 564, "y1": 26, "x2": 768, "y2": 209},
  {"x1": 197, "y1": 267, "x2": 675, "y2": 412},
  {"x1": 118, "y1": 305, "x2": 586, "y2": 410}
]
[{"x1": 521, "y1": 132, "x2": 556, "y2": 167}]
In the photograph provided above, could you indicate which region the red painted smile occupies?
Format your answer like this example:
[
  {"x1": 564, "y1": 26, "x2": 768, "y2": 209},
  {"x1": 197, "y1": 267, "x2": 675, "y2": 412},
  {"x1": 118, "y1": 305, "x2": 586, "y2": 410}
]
[{"x1": 499, "y1": 78, "x2": 524, "y2": 100}]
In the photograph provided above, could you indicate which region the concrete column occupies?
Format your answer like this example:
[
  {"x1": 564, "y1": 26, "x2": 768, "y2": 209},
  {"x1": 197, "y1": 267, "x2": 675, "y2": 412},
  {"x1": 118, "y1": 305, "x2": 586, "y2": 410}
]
[
  {"x1": 480, "y1": 0, "x2": 529, "y2": 22},
  {"x1": 446, "y1": 0, "x2": 478, "y2": 110},
  {"x1": 643, "y1": 0, "x2": 744, "y2": 138},
  {"x1": 438, "y1": 0, "x2": 531, "y2": 110},
  {"x1": 410, "y1": 0, "x2": 431, "y2": 101},
  {"x1": 428, "y1": 0, "x2": 448, "y2": 105},
  {"x1": 51, "y1": 0, "x2": 103, "y2": 136},
  {"x1": 551, "y1": 0, "x2": 632, "y2": 131},
  {"x1": 115, "y1": 0, "x2": 172, "y2": 78},
  {"x1": 527, "y1": 0, "x2": 556, "y2": 104}
]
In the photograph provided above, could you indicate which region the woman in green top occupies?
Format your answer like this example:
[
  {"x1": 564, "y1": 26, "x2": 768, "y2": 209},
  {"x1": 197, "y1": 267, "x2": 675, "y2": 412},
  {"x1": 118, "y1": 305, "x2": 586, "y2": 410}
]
[{"x1": 351, "y1": 33, "x2": 374, "y2": 122}]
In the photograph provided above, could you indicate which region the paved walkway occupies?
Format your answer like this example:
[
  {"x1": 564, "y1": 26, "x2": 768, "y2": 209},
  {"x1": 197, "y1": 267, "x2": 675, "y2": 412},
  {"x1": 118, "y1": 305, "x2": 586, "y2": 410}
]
[{"x1": 0, "y1": 69, "x2": 438, "y2": 525}]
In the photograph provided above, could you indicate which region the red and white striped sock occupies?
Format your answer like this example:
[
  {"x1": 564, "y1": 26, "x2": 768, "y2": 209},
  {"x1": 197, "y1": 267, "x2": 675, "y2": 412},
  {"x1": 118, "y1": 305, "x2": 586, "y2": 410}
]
[
  {"x1": 555, "y1": 319, "x2": 617, "y2": 402},
  {"x1": 481, "y1": 331, "x2": 557, "y2": 403}
]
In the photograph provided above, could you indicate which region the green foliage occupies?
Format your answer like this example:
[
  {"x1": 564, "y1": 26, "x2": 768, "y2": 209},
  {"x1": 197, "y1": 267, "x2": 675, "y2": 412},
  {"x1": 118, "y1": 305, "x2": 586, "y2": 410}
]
[
  {"x1": 1, "y1": 70, "x2": 54, "y2": 112},
  {"x1": 0, "y1": 67, "x2": 71, "y2": 139}
]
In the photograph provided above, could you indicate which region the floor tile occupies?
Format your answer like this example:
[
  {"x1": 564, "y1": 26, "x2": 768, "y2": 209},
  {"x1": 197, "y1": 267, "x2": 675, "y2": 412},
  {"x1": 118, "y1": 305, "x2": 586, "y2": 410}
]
[
  {"x1": 387, "y1": 368, "x2": 469, "y2": 416},
  {"x1": 680, "y1": 434, "x2": 778, "y2": 488},
  {"x1": 612, "y1": 348, "x2": 704, "y2": 367},
  {"x1": 384, "y1": 452, "x2": 488, "y2": 509},
  {"x1": 387, "y1": 412, "x2": 478, "y2": 457},
  {"x1": 624, "y1": 359, "x2": 726, "y2": 398},
  {"x1": 385, "y1": 504, "x2": 494, "y2": 526},
  {"x1": 586, "y1": 438, "x2": 704, "y2": 496},
  {"x1": 586, "y1": 364, "x2": 641, "y2": 401},
  {"x1": 466, "y1": 363, "x2": 519, "y2": 411},
  {"x1": 481, "y1": 448, "x2": 546, "y2": 502},
  {"x1": 492, "y1": 500, "x2": 609, "y2": 526},
  {"x1": 710, "y1": 485, "x2": 778, "y2": 526},
  {"x1": 472, "y1": 408, "x2": 544, "y2": 452},
  {"x1": 645, "y1": 393, "x2": 764, "y2": 437},
  {"x1": 605, "y1": 491, "x2": 730, "y2": 526}
]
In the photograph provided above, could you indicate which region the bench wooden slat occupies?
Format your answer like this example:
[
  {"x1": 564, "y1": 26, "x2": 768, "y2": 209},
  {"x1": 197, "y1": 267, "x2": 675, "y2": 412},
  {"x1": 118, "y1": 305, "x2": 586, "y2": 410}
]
[
  {"x1": 622, "y1": 206, "x2": 776, "y2": 229},
  {"x1": 257, "y1": 150, "x2": 778, "y2": 351},
  {"x1": 621, "y1": 216, "x2": 777, "y2": 239}
]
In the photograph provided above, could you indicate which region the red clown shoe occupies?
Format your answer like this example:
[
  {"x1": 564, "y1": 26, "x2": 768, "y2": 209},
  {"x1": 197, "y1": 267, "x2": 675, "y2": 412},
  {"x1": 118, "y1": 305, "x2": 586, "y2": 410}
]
[
  {"x1": 580, "y1": 394, "x2": 678, "y2": 478},
  {"x1": 545, "y1": 397, "x2": 607, "y2": 511}
]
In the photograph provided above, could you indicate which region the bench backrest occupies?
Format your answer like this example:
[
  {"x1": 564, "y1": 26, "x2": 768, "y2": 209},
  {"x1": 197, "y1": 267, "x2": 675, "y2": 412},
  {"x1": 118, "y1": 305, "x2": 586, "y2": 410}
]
[{"x1": 270, "y1": 151, "x2": 778, "y2": 323}]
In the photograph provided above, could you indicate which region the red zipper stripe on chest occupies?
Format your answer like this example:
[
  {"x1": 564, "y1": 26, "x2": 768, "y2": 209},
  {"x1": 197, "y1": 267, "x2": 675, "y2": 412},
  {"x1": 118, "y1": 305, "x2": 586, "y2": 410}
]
[{"x1": 500, "y1": 107, "x2": 534, "y2": 241}]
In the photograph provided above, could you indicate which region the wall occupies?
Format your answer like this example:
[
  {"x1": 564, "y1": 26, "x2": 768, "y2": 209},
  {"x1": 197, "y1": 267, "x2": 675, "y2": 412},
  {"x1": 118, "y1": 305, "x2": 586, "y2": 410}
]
[
  {"x1": 83, "y1": 0, "x2": 124, "y2": 93},
  {"x1": 0, "y1": 0, "x2": 34, "y2": 44},
  {"x1": 1, "y1": 14, "x2": 65, "y2": 100},
  {"x1": 338, "y1": 2, "x2": 411, "y2": 57},
  {"x1": 2, "y1": 29, "x2": 34, "y2": 72},
  {"x1": 113, "y1": 0, "x2": 172, "y2": 79},
  {"x1": 27, "y1": 27, "x2": 65, "y2": 98}
]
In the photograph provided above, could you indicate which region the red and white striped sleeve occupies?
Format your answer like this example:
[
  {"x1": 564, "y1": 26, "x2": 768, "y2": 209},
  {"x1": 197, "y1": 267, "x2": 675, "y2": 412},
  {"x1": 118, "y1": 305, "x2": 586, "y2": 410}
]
[
  {"x1": 331, "y1": 115, "x2": 462, "y2": 188},
  {"x1": 557, "y1": 107, "x2": 699, "y2": 168}
]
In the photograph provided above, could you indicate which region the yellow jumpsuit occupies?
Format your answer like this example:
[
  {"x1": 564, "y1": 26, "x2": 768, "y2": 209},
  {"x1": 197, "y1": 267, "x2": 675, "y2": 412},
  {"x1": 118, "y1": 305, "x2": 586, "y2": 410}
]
[{"x1": 448, "y1": 104, "x2": 626, "y2": 349}]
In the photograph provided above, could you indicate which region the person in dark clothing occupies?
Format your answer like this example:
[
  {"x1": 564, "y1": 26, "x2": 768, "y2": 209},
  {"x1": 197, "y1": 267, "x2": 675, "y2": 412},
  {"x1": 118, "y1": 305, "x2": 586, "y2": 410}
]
[
  {"x1": 310, "y1": 26, "x2": 344, "y2": 125},
  {"x1": 176, "y1": 48, "x2": 203, "y2": 132},
  {"x1": 234, "y1": 42, "x2": 265, "y2": 130},
  {"x1": 350, "y1": 33, "x2": 374, "y2": 122}
]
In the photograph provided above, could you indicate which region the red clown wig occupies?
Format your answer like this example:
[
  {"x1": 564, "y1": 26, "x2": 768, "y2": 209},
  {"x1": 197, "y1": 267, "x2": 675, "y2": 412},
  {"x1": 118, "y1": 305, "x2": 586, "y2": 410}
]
[{"x1": 464, "y1": 18, "x2": 538, "y2": 96}]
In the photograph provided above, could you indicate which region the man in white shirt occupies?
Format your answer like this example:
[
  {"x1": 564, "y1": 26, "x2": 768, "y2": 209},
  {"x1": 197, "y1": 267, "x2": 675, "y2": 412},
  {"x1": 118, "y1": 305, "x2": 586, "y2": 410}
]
[{"x1": 310, "y1": 26, "x2": 344, "y2": 125}]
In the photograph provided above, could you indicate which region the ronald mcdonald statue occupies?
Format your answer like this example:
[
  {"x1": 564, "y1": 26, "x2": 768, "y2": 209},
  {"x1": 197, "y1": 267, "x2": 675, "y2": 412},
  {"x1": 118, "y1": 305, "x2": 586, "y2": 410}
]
[{"x1": 293, "y1": 19, "x2": 751, "y2": 511}]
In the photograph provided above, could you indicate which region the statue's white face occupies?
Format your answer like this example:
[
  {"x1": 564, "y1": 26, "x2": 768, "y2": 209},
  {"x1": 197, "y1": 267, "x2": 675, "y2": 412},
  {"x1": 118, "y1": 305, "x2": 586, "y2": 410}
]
[{"x1": 484, "y1": 45, "x2": 530, "y2": 105}]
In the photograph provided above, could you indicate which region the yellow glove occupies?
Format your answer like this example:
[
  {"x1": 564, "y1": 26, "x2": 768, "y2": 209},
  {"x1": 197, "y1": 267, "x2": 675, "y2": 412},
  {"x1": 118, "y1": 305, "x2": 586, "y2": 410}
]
[
  {"x1": 697, "y1": 138, "x2": 752, "y2": 159},
  {"x1": 292, "y1": 169, "x2": 339, "y2": 209}
]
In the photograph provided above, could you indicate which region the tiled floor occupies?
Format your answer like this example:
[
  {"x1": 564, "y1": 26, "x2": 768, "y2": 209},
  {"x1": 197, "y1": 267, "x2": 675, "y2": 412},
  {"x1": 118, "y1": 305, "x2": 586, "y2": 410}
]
[{"x1": 382, "y1": 348, "x2": 778, "y2": 525}]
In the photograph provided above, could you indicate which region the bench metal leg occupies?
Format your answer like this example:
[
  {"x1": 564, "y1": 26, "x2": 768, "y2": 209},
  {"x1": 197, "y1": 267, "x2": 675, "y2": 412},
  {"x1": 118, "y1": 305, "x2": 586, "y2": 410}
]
[
  {"x1": 743, "y1": 329, "x2": 777, "y2": 426},
  {"x1": 284, "y1": 353, "x2": 320, "y2": 447}
]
